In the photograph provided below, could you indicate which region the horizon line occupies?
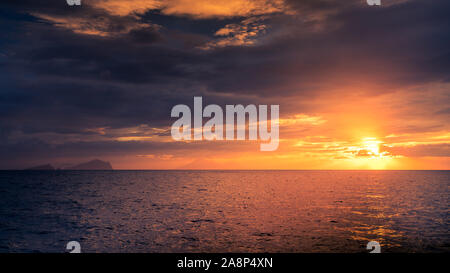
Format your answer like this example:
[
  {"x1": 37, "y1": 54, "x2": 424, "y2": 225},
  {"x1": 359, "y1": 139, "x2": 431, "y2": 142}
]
[{"x1": 2, "y1": 169, "x2": 449, "y2": 171}]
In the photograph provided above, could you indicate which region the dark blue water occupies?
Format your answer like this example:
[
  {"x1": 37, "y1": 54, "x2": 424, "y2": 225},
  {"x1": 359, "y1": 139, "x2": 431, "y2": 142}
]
[{"x1": 0, "y1": 170, "x2": 448, "y2": 253}]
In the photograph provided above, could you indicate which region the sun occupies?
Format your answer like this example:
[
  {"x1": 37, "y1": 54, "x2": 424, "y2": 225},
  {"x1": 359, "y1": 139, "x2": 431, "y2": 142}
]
[
  {"x1": 342, "y1": 137, "x2": 395, "y2": 170},
  {"x1": 362, "y1": 137, "x2": 381, "y2": 156}
]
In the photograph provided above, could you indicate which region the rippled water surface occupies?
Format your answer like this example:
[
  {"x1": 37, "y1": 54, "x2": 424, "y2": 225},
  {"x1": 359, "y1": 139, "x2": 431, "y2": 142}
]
[{"x1": 0, "y1": 170, "x2": 448, "y2": 252}]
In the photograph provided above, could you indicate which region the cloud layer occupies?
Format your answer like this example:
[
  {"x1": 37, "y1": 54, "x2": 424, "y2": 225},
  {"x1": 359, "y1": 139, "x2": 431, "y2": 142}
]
[{"x1": 0, "y1": 0, "x2": 449, "y2": 169}]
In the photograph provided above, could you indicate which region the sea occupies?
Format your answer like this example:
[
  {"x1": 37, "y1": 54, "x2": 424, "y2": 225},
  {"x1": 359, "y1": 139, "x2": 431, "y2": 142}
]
[{"x1": 0, "y1": 170, "x2": 448, "y2": 253}]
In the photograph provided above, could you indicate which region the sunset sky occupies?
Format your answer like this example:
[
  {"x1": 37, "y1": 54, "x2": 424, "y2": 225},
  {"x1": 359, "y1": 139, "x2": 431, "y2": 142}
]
[{"x1": 0, "y1": 0, "x2": 449, "y2": 169}]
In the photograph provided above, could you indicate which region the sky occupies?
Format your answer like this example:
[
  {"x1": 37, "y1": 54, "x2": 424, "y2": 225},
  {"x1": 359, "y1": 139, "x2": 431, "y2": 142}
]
[{"x1": 0, "y1": 0, "x2": 449, "y2": 170}]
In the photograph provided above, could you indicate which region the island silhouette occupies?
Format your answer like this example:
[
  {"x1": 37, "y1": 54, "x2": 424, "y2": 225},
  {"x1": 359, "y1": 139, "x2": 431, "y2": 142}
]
[
  {"x1": 26, "y1": 159, "x2": 113, "y2": 170},
  {"x1": 25, "y1": 164, "x2": 55, "y2": 170}
]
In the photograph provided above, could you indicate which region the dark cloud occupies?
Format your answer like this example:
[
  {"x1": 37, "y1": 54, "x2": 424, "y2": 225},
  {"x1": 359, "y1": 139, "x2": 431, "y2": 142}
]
[
  {"x1": 128, "y1": 27, "x2": 162, "y2": 44},
  {"x1": 435, "y1": 107, "x2": 450, "y2": 116},
  {"x1": 384, "y1": 144, "x2": 450, "y2": 158}
]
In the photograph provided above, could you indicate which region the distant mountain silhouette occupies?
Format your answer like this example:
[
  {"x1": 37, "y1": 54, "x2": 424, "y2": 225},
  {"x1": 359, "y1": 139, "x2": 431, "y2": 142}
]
[
  {"x1": 25, "y1": 164, "x2": 55, "y2": 170},
  {"x1": 66, "y1": 159, "x2": 113, "y2": 170}
]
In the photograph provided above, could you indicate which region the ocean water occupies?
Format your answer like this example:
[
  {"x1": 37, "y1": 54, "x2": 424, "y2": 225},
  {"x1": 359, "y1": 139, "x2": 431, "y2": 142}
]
[{"x1": 0, "y1": 170, "x2": 448, "y2": 253}]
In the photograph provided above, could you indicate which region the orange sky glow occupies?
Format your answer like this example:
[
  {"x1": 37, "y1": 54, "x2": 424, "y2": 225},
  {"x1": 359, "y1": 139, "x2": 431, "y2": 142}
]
[{"x1": 109, "y1": 84, "x2": 449, "y2": 170}]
